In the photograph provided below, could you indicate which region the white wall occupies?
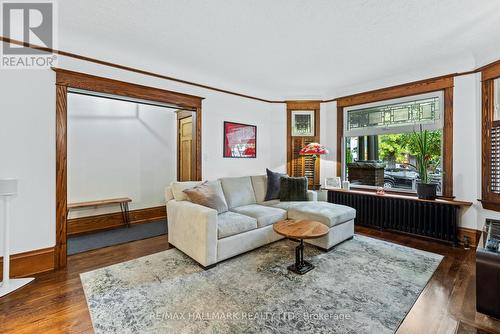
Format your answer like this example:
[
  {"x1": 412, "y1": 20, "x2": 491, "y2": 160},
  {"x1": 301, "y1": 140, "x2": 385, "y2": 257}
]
[
  {"x1": 453, "y1": 74, "x2": 500, "y2": 230},
  {"x1": 0, "y1": 43, "x2": 286, "y2": 256},
  {"x1": 320, "y1": 102, "x2": 338, "y2": 182},
  {"x1": 67, "y1": 94, "x2": 177, "y2": 218}
]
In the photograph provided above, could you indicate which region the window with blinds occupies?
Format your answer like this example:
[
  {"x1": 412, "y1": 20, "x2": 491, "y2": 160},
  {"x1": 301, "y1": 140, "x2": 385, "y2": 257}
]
[
  {"x1": 490, "y1": 79, "x2": 500, "y2": 194},
  {"x1": 291, "y1": 137, "x2": 316, "y2": 186},
  {"x1": 491, "y1": 123, "x2": 500, "y2": 194},
  {"x1": 481, "y1": 75, "x2": 500, "y2": 211},
  {"x1": 286, "y1": 102, "x2": 320, "y2": 190}
]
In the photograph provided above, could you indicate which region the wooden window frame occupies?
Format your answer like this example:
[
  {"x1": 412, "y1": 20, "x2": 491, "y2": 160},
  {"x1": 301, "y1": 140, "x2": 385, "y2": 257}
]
[
  {"x1": 336, "y1": 76, "x2": 454, "y2": 198},
  {"x1": 480, "y1": 63, "x2": 500, "y2": 211},
  {"x1": 54, "y1": 68, "x2": 204, "y2": 269}
]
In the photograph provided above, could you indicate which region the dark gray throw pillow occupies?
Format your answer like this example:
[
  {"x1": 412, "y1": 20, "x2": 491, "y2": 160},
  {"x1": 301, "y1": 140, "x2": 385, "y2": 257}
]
[
  {"x1": 264, "y1": 168, "x2": 286, "y2": 201},
  {"x1": 279, "y1": 176, "x2": 308, "y2": 202}
]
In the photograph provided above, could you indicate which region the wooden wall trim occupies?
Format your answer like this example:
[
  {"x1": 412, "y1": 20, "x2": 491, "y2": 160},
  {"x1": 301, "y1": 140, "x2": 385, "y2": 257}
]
[
  {"x1": 457, "y1": 227, "x2": 483, "y2": 248},
  {"x1": 0, "y1": 247, "x2": 55, "y2": 280},
  {"x1": 442, "y1": 87, "x2": 454, "y2": 198},
  {"x1": 3, "y1": 36, "x2": 499, "y2": 104},
  {"x1": 68, "y1": 206, "x2": 167, "y2": 236},
  {"x1": 54, "y1": 68, "x2": 203, "y2": 109},
  {"x1": 286, "y1": 101, "x2": 321, "y2": 187},
  {"x1": 0, "y1": 36, "x2": 285, "y2": 104},
  {"x1": 55, "y1": 69, "x2": 203, "y2": 269},
  {"x1": 336, "y1": 76, "x2": 454, "y2": 107},
  {"x1": 481, "y1": 60, "x2": 500, "y2": 81},
  {"x1": 55, "y1": 84, "x2": 67, "y2": 269},
  {"x1": 286, "y1": 100, "x2": 321, "y2": 110}
]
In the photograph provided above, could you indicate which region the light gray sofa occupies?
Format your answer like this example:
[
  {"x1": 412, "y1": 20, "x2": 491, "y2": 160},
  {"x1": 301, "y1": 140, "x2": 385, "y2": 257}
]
[{"x1": 165, "y1": 175, "x2": 356, "y2": 268}]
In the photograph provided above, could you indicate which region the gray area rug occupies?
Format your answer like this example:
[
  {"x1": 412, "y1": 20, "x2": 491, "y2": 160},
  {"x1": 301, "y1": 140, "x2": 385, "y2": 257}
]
[
  {"x1": 80, "y1": 235, "x2": 442, "y2": 334},
  {"x1": 68, "y1": 220, "x2": 167, "y2": 255}
]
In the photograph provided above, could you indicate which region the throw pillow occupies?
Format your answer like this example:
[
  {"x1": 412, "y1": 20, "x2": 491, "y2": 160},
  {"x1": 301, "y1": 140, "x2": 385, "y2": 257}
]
[
  {"x1": 264, "y1": 168, "x2": 286, "y2": 201},
  {"x1": 171, "y1": 181, "x2": 203, "y2": 201},
  {"x1": 183, "y1": 180, "x2": 229, "y2": 213},
  {"x1": 279, "y1": 176, "x2": 308, "y2": 201}
]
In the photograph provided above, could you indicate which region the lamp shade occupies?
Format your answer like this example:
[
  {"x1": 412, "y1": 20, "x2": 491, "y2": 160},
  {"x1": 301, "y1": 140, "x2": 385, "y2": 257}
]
[{"x1": 299, "y1": 143, "x2": 328, "y2": 156}]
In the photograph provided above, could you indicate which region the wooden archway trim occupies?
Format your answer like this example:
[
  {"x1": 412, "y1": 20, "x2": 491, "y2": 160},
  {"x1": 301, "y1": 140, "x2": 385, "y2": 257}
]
[{"x1": 54, "y1": 68, "x2": 203, "y2": 269}]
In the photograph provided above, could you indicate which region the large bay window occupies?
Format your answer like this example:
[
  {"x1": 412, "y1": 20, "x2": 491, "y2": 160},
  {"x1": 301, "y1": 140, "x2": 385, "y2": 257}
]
[{"x1": 342, "y1": 92, "x2": 444, "y2": 194}]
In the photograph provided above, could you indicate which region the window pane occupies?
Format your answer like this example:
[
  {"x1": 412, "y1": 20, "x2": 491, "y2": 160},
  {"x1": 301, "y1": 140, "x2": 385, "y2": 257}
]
[
  {"x1": 345, "y1": 130, "x2": 442, "y2": 193},
  {"x1": 347, "y1": 97, "x2": 440, "y2": 132}
]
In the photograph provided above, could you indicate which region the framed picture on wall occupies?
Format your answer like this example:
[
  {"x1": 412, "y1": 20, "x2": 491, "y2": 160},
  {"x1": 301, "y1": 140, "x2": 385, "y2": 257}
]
[
  {"x1": 223, "y1": 121, "x2": 257, "y2": 158},
  {"x1": 291, "y1": 110, "x2": 315, "y2": 136}
]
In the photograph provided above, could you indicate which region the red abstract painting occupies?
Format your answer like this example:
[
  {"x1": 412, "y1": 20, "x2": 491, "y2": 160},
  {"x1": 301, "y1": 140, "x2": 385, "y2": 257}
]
[{"x1": 223, "y1": 122, "x2": 257, "y2": 158}]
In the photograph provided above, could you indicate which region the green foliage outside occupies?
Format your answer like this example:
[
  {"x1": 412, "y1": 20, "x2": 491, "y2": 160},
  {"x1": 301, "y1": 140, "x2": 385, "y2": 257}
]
[{"x1": 378, "y1": 130, "x2": 442, "y2": 169}]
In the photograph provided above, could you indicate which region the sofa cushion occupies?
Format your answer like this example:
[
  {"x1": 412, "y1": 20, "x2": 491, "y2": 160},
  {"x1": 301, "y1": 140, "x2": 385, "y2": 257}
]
[
  {"x1": 251, "y1": 175, "x2": 267, "y2": 203},
  {"x1": 217, "y1": 211, "x2": 257, "y2": 239},
  {"x1": 265, "y1": 168, "x2": 285, "y2": 201},
  {"x1": 231, "y1": 204, "x2": 287, "y2": 228},
  {"x1": 183, "y1": 181, "x2": 228, "y2": 214},
  {"x1": 270, "y1": 201, "x2": 306, "y2": 210},
  {"x1": 260, "y1": 199, "x2": 281, "y2": 207},
  {"x1": 171, "y1": 181, "x2": 203, "y2": 201},
  {"x1": 220, "y1": 176, "x2": 257, "y2": 209},
  {"x1": 287, "y1": 202, "x2": 356, "y2": 228},
  {"x1": 280, "y1": 176, "x2": 308, "y2": 201}
]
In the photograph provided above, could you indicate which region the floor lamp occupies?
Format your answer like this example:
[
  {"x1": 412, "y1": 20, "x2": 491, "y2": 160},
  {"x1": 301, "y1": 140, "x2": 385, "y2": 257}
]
[
  {"x1": 299, "y1": 143, "x2": 329, "y2": 191},
  {"x1": 0, "y1": 179, "x2": 34, "y2": 297}
]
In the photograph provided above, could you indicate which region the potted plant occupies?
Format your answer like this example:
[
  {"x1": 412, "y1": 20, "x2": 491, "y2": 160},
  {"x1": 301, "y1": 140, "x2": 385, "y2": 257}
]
[{"x1": 410, "y1": 125, "x2": 438, "y2": 200}]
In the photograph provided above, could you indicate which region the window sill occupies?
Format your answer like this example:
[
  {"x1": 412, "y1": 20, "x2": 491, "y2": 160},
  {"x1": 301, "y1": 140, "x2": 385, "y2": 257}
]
[
  {"x1": 324, "y1": 187, "x2": 472, "y2": 207},
  {"x1": 479, "y1": 199, "x2": 500, "y2": 212}
]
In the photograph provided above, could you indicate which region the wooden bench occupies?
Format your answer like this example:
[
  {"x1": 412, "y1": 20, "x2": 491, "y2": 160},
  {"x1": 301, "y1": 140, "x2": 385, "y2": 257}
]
[{"x1": 68, "y1": 197, "x2": 132, "y2": 227}]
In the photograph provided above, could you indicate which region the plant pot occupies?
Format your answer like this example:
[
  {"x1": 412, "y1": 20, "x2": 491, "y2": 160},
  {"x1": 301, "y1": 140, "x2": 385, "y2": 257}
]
[{"x1": 416, "y1": 183, "x2": 437, "y2": 200}]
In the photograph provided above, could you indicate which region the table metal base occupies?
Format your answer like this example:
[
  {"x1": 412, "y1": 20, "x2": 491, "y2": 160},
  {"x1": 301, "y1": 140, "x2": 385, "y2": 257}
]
[{"x1": 287, "y1": 239, "x2": 315, "y2": 275}]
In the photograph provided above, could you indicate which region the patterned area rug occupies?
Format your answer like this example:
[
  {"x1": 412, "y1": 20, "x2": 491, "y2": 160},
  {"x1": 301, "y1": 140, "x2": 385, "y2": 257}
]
[{"x1": 80, "y1": 235, "x2": 442, "y2": 334}]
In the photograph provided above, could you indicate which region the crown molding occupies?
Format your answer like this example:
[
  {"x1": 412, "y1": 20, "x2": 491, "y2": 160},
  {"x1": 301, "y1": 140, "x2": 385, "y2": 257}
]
[{"x1": 1, "y1": 36, "x2": 497, "y2": 104}]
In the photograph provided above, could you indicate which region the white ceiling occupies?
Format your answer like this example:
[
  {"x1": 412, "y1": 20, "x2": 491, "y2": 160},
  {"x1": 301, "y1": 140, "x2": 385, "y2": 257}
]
[{"x1": 59, "y1": 0, "x2": 500, "y2": 100}]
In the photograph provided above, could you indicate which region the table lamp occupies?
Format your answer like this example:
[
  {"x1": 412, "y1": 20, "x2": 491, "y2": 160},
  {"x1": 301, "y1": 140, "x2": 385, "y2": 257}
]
[{"x1": 299, "y1": 143, "x2": 329, "y2": 190}]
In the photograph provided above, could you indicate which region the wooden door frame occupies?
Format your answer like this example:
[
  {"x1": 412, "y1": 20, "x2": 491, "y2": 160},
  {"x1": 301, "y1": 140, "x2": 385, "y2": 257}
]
[{"x1": 54, "y1": 68, "x2": 203, "y2": 269}]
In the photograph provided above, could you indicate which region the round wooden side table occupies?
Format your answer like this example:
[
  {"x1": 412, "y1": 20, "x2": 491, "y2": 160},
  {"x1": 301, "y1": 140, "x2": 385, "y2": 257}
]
[{"x1": 273, "y1": 219, "x2": 328, "y2": 275}]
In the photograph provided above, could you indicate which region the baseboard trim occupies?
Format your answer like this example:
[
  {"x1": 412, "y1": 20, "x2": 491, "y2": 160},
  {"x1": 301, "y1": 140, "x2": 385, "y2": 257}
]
[
  {"x1": 457, "y1": 227, "x2": 482, "y2": 248},
  {"x1": 68, "y1": 205, "x2": 167, "y2": 236},
  {"x1": 0, "y1": 247, "x2": 55, "y2": 280}
]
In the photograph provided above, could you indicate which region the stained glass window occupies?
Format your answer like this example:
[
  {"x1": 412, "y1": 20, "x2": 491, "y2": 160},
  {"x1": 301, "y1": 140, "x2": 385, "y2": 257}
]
[{"x1": 346, "y1": 97, "x2": 440, "y2": 132}]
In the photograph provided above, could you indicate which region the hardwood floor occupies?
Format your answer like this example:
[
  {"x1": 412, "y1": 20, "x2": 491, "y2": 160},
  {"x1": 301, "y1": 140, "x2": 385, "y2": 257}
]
[{"x1": 1, "y1": 228, "x2": 499, "y2": 334}]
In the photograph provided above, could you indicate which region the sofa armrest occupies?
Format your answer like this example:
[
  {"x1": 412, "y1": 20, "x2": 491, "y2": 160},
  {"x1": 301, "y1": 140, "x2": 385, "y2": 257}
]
[
  {"x1": 167, "y1": 200, "x2": 218, "y2": 267},
  {"x1": 307, "y1": 190, "x2": 318, "y2": 201}
]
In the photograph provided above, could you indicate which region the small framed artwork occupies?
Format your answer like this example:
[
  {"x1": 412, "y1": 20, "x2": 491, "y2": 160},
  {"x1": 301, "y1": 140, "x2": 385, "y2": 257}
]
[
  {"x1": 291, "y1": 110, "x2": 315, "y2": 136},
  {"x1": 223, "y1": 121, "x2": 257, "y2": 158},
  {"x1": 325, "y1": 177, "x2": 342, "y2": 189}
]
